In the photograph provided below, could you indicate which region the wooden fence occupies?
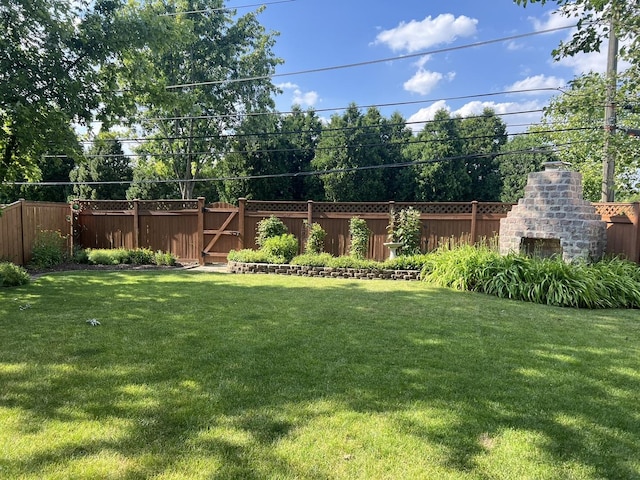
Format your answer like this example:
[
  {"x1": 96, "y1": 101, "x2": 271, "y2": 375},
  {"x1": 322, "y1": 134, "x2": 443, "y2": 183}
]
[
  {"x1": 3, "y1": 198, "x2": 639, "y2": 265},
  {"x1": 0, "y1": 200, "x2": 71, "y2": 265}
]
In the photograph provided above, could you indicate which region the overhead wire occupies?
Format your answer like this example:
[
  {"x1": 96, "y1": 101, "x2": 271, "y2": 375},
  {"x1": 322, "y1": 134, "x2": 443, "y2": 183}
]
[
  {"x1": 164, "y1": 24, "x2": 580, "y2": 89},
  {"x1": 7, "y1": 141, "x2": 598, "y2": 187}
]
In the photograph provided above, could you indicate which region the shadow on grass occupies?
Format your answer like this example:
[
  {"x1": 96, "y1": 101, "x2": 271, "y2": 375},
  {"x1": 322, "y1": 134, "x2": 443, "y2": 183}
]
[{"x1": 1, "y1": 270, "x2": 639, "y2": 478}]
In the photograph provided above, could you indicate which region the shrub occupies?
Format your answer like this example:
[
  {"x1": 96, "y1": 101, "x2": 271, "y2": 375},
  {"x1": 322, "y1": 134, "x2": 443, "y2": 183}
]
[
  {"x1": 382, "y1": 254, "x2": 431, "y2": 271},
  {"x1": 261, "y1": 233, "x2": 299, "y2": 264},
  {"x1": 291, "y1": 253, "x2": 334, "y2": 267},
  {"x1": 395, "y1": 208, "x2": 422, "y2": 255},
  {"x1": 129, "y1": 248, "x2": 155, "y2": 265},
  {"x1": 228, "y1": 249, "x2": 275, "y2": 264},
  {"x1": 0, "y1": 262, "x2": 30, "y2": 287},
  {"x1": 349, "y1": 217, "x2": 370, "y2": 259},
  {"x1": 303, "y1": 221, "x2": 327, "y2": 254},
  {"x1": 72, "y1": 247, "x2": 89, "y2": 264},
  {"x1": 87, "y1": 248, "x2": 126, "y2": 265},
  {"x1": 256, "y1": 215, "x2": 288, "y2": 248},
  {"x1": 30, "y1": 230, "x2": 67, "y2": 268},
  {"x1": 421, "y1": 245, "x2": 640, "y2": 308},
  {"x1": 154, "y1": 250, "x2": 177, "y2": 266}
]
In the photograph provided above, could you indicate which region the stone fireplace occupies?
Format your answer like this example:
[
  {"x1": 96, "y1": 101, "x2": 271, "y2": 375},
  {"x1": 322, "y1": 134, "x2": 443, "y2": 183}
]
[{"x1": 499, "y1": 162, "x2": 606, "y2": 262}]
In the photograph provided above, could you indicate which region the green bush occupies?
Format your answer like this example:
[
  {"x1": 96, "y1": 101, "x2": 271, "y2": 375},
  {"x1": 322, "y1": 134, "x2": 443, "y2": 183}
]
[
  {"x1": 256, "y1": 215, "x2": 288, "y2": 248},
  {"x1": 154, "y1": 250, "x2": 177, "y2": 266},
  {"x1": 291, "y1": 253, "x2": 334, "y2": 267},
  {"x1": 421, "y1": 246, "x2": 640, "y2": 309},
  {"x1": 30, "y1": 230, "x2": 67, "y2": 268},
  {"x1": 304, "y1": 221, "x2": 327, "y2": 254},
  {"x1": 72, "y1": 247, "x2": 89, "y2": 264},
  {"x1": 87, "y1": 248, "x2": 126, "y2": 265},
  {"x1": 395, "y1": 207, "x2": 422, "y2": 255},
  {"x1": 349, "y1": 217, "x2": 370, "y2": 259},
  {"x1": 129, "y1": 248, "x2": 155, "y2": 265},
  {"x1": 261, "y1": 234, "x2": 299, "y2": 264},
  {"x1": 227, "y1": 249, "x2": 275, "y2": 264},
  {"x1": 0, "y1": 262, "x2": 30, "y2": 287}
]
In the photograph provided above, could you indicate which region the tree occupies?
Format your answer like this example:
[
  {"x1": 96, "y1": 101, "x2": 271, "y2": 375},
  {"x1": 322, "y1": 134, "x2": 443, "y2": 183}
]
[
  {"x1": 458, "y1": 108, "x2": 508, "y2": 201},
  {"x1": 215, "y1": 107, "x2": 322, "y2": 203},
  {"x1": 405, "y1": 109, "x2": 471, "y2": 201},
  {"x1": 498, "y1": 133, "x2": 557, "y2": 203},
  {"x1": 0, "y1": 154, "x2": 75, "y2": 204},
  {"x1": 535, "y1": 73, "x2": 640, "y2": 201},
  {"x1": 313, "y1": 105, "x2": 398, "y2": 202},
  {"x1": 0, "y1": 0, "x2": 150, "y2": 184},
  {"x1": 514, "y1": 1, "x2": 640, "y2": 83},
  {"x1": 70, "y1": 133, "x2": 133, "y2": 200},
  {"x1": 121, "y1": 0, "x2": 282, "y2": 200}
]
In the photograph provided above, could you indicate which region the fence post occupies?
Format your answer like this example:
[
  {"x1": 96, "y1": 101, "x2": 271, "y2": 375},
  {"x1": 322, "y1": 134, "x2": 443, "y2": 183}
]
[
  {"x1": 19, "y1": 199, "x2": 26, "y2": 265},
  {"x1": 238, "y1": 198, "x2": 246, "y2": 250},
  {"x1": 197, "y1": 197, "x2": 205, "y2": 265},
  {"x1": 634, "y1": 202, "x2": 640, "y2": 263},
  {"x1": 470, "y1": 201, "x2": 478, "y2": 244},
  {"x1": 133, "y1": 199, "x2": 140, "y2": 249}
]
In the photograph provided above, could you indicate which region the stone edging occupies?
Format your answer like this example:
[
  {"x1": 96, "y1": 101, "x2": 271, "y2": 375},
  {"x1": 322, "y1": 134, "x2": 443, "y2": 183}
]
[{"x1": 227, "y1": 261, "x2": 421, "y2": 281}]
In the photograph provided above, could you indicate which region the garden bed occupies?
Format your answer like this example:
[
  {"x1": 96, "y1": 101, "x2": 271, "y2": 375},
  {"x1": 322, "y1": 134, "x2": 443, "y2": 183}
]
[{"x1": 227, "y1": 261, "x2": 420, "y2": 280}]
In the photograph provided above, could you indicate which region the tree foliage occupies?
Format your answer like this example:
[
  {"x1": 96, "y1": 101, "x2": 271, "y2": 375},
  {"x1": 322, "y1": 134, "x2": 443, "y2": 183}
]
[
  {"x1": 0, "y1": 0, "x2": 148, "y2": 184},
  {"x1": 71, "y1": 132, "x2": 133, "y2": 200},
  {"x1": 122, "y1": 0, "x2": 282, "y2": 199}
]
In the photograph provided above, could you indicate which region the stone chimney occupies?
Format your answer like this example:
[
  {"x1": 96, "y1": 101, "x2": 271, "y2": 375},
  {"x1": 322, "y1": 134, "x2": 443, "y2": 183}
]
[{"x1": 499, "y1": 162, "x2": 606, "y2": 262}]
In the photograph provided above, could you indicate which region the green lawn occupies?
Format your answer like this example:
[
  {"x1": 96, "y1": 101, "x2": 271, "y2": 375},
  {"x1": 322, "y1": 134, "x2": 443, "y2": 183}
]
[{"x1": 1, "y1": 271, "x2": 639, "y2": 479}]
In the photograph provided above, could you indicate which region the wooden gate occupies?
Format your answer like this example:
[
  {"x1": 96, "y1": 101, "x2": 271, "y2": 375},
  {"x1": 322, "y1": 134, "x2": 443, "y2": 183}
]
[{"x1": 200, "y1": 202, "x2": 242, "y2": 264}]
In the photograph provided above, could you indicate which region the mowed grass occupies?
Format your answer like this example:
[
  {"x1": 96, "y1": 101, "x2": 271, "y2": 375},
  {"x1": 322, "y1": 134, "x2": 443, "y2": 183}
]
[{"x1": 1, "y1": 271, "x2": 639, "y2": 479}]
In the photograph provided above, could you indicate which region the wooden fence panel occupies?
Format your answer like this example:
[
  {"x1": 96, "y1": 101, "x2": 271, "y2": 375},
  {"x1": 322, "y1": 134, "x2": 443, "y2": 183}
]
[
  {"x1": 595, "y1": 203, "x2": 640, "y2": 262},
  {"x1": 139, "y1": 212, "x2": 199, "y2": 261},
  {"x1": 0, "y1": 202, "x2": 24, "y2": 264},
  {"x1": 0, "y1": 201, "x2": 70, "y2": 265}
]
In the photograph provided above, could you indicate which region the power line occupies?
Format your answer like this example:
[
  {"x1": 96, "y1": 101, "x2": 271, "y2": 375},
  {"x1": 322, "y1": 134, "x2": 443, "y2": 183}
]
[
  {"x1": 136, "y1": 88, "x2": 562, "y2": 123},
  {"x1": 7, "y1": 144, "x2": 582, "y2": 187},
  {"x1": 165, "y1": 24, "x2": 579, "y2": 89},
  {"x1": 46, "y1": 127, "x2": 597, "y2": 161},
  {"x1": 161, "y1": 0, "x2": 295, "y2": 16}
]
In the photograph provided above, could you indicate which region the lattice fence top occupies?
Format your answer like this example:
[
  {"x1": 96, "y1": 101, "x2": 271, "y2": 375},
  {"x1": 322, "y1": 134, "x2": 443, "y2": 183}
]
[
  {"x1": 594, "y1": 203, "x2": 639, "y2": 220},
  {"x1": 73, "y1": 199, "x2": 199, "y2": 211},
  {"x1": 244, "y1": 201, "x2": 517, "y2": 215},
  {"x1": 245, "y1": 201, "x2": 309, "y2": 213}
]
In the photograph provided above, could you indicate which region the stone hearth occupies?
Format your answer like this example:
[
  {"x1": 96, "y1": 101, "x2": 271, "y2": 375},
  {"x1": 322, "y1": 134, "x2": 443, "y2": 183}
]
[{"x1": 499, "y1": 162, "x2": 606, "y2": 262}]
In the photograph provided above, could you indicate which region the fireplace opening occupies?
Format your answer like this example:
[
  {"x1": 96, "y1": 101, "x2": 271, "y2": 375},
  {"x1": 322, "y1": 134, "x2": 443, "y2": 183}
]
[{"x1": 520, "y1": 237, "x2": 563, "y2": 259}]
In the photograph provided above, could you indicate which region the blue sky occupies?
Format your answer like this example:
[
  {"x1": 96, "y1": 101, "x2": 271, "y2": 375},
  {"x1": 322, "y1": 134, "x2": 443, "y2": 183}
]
[{"x1": 253, "y1": 0, "x2": 612, "y2": 133}]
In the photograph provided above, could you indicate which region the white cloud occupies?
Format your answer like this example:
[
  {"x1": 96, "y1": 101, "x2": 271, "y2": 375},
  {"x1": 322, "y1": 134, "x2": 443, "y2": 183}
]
[
  {"x1": 407, "y1": 100, "x2": 544, "y2": 134},
  {"x1": 276, "y1": 82, "x2": 299, "y2": 90},
  {"x1": 406, "y1": 100, "x2": 450, "y2": 132},
  {"x1": 376, "y1": 13, "x2": 478, "y2": 53},
  {"x1": 530, "y1": 9, "x2": 579, "y2": 32},
  {"x1": 403, "y1": 70, "x2": 444, "y2": 95},
  {"x1": 292, "y1": 89, "x2": 319, "y2": 107},
  {"x1": 506, "y1": 74, "x2": 566, "y2": 93}
]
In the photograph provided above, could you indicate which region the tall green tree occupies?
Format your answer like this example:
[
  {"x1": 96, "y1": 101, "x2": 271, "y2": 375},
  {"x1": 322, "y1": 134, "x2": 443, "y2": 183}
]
[
  {"x1": 534, "y1": 73, "x2": 640, "y2": 201},
  {"x1": 515, "y1": 0, "x2": 640, "y2": 86},
  {"x1": 313, "y1": 105, "x2": 399, "y2": 202},
  {"x1": 0, "y1": 0, "x2": 149, "y2": 184},
  {"x1": 459, "y1": 108, "x2": 508, "y2": 201},
  {"x1": 405, "y1": 109, "x2": 471, "y2": 201},
  {"x1": 122, "y1": 0, "x2": 282, "y2": 200},
  {"x1": 70, "y1": 133, "x2": 133, "y2": 200},
  {"x1": 215, "y1": 107, "x2": 323, "y2": 203}
]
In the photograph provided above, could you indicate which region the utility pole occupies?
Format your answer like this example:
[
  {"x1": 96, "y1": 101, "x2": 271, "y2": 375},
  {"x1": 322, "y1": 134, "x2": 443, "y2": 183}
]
[{"x1": 601, "y1": 11, "x2": 618, "y2": 202}]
